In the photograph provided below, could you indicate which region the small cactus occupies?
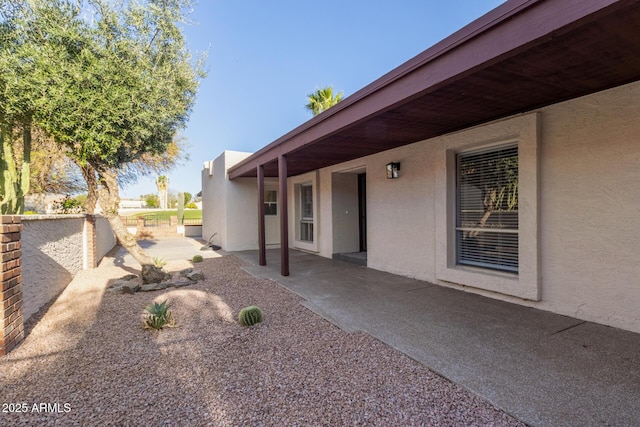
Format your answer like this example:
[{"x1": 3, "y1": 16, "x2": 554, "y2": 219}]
[
  {"x1": 192, "y1": 254, "x2": 203, "y2": 263},
  {"x1": 238, "y1": 305, "x2": 263, "y2": 327}
]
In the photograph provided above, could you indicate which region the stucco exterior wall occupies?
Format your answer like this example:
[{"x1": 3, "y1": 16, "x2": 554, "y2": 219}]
[
  {"x1": 303, "y1": 80, "x2": 640, "y2": 333},
  {"x1": 202, "y1": 153, "x2": 228, "y2": 248},
  {"x1": 95, "y1": 216, "x2": 116, "y2": 262},
  {"x1": 226, "y1": 177, "x2": 259, "y2": 251},
  {"x1": 538, "y1": 81, "x2": 640, "y2": 331},
  {"x1": 20, "y1": 215, "x2": 116, "y2": 323},
  {"x1": 22, "y1": 216, "x2": 84, "y2": 321},
  {"x1": 202, "y1": 151, "x2": 280, "y2": 251}
]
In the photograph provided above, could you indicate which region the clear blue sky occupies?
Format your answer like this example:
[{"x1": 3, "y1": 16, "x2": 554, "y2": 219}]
[{"x1": 121, "y1": 0, "x2": 506, "y2": 199}]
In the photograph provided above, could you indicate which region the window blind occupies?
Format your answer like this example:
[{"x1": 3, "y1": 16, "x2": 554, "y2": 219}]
[{"x1": 456, "y1": 145, "x2": 518, "y2": 272}]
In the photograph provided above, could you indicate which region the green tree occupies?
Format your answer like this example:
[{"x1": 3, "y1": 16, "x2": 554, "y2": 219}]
[
  {"x1": 183, "y1": 191, "x2": 192, "y2": 206},
  {"x1": 143, "y1": 194, "x2": 159, "y2": 208},
  {"x1": 305, "y1": 86, "x2": 343, "y2": 116},
  {"x1": 29, "y1": 127, "x2": 86, "y2": 195},
  {"x1": 6, "y1": 0, "x2": 205, "y2": 281},
  {"x1": 0, "y1": 4, "x2": 34, "y2": 213}
]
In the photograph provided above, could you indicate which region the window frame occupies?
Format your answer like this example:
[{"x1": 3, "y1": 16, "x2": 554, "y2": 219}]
[
  {"x1": 435, "y1": 112, "x2": 540, "y2": 300},
  {"x1": 264, "y1": 190, "x2": 278, "y2": 216},
  {"x1": 455, "y1": 144, "x2": 519, "y2": 273},
  {"x1": 290, "y1": 171, "x2": 319, "y2": 252},
  {"x1": 299, "y1": 184, "x2": 314, "y2": 242}
]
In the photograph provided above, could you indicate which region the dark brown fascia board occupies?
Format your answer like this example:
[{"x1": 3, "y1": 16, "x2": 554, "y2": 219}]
[{"x1": 227, "y1": 0, "x2": 623, "y2": 180}]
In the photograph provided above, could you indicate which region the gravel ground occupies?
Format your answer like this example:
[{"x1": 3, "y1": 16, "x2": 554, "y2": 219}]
[{"x1": 0, "y1": 255, "x2": 526, "y2": 426}]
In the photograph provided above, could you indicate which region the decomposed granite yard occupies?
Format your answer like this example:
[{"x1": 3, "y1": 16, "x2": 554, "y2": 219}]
[{"x1": 0, "y1": 254, "x2": 525, "y2": 426}]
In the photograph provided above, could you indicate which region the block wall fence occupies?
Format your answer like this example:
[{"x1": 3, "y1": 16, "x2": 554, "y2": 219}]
[
  {"x1": 0, "y1": 214, "x2": 116, "y2": 356},
  {"x1": 0, "y1": 216, "x2": 24, "y2": 356}
]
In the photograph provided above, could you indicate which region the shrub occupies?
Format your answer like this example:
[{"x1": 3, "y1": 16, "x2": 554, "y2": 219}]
[
  {"x1": 238, "y1": 305, "x2": 263, "y2": 327},
  {"x1": 143, "y1": 300, "x2": 176, "y2": 330},
  {"x1": 153, "y1": 257, "x2": 167, "y2": 268},
  {"x1": 192, "y1": 254, "x2": 203, "y2": 263},
  {"x1": 51, "y1": 195, "x2": 84, "y2": 214},
  {"x1": 185, "y1": 202, "x2": 197, "y2": 209}
]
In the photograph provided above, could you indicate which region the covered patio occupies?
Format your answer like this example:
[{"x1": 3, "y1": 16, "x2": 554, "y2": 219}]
[
  {"x1": 232, "y1": 248, "x2": 640, "y2": 427},
  {"x1": 226, "y1": 0, "x2": 640, "y2": 276}
]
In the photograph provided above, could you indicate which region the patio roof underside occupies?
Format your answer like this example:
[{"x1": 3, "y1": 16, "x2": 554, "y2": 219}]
[{"x1": 228, "y1": 0, "x2": 640, "y2": 179}]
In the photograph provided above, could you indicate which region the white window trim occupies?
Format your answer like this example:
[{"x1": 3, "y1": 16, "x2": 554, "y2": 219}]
[
  {"x1": 290, "y1": 171, "x2": 319, "y2": 252},
  {"x1": 264, "y1": 189, "x2": 278, "y2": 216},
  {"x1": 435, "y1": 112, "x2": 541, "y2": 300}
]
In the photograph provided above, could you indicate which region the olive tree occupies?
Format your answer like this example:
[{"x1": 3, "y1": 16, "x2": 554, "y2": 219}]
[{"x1": 7, "y1": 0, "x2": 205, "y2": 281}]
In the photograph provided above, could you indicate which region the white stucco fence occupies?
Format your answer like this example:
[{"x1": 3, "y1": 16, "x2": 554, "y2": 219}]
[{"x1": 21, "y1": 215, "x2": 116, "y2": 322}]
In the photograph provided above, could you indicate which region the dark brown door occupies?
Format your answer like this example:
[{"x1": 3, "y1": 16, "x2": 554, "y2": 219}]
[{"x1": 358, "y1": 173, "x2": 367, "y2": 252}]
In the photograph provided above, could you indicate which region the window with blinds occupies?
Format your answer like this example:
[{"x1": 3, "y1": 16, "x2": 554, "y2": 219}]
[{"x1": 456, "y1": 145, "x2": 518, "y2": 273}]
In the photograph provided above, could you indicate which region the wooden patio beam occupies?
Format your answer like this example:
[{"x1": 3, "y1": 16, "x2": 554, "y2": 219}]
[
  {"x1": 278, "y1": 155, "x2": 289, "y2": 276},
  {"x1": 257, "y1": 165, "x2": 266, "y2": 266}
]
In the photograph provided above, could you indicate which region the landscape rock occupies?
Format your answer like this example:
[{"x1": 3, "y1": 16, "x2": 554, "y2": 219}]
[
  {"x1": 186, "y1": 272, "x2": 204, "y2": 281},
  {"x1": 107, "y1": 276, "x2": 142, "y2": 294},
  {"x1": 140, "y1": 283, "x2": 169, "y2": 292},
  {"x1": 142, "y1": 264, "x2": 171, "y2": 284},
  {"x1": 179, "y1": 268, "x2": 194, "y2": 277},
  {"x1": 107, "y1": 269, "x2": 200, "y2": 294},
  {"x1": 122, "y1": 285, "x2": 140, "y2": 294},
  {"x1": 171, "y1": 279, "x2": 196, "y2": 288},
  {"x1": 112, "y1": 279, "x2": 139, "y2": 288}
]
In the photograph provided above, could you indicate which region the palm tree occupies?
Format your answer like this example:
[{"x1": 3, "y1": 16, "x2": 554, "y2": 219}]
[
  {"x1": 156, "y1": 175, "x2": 168, "y2": 209},
  {"x1": 305, "y1": 86, "x2": 343, "y2": 116}
]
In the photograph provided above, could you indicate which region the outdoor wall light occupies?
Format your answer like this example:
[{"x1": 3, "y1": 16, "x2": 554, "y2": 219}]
[{"x1": 386, "y1": 162, "x2": 400, "y2": 179}]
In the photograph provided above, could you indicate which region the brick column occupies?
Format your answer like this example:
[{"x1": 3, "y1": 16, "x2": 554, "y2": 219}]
[
  {"x1": 85, "y1": 215, "x2": 97, "y2": 269},
  {"x1": 0, "y1": 215, "x2": 23, "y2": 356}
]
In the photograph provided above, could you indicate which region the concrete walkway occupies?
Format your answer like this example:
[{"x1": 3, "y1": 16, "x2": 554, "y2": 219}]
[
  {"x1": 102, "y1": 236, "x2": 221, "y2": 269},
  {"x1": 230, "y1": 248, "x2": 640, "y2": 427}
]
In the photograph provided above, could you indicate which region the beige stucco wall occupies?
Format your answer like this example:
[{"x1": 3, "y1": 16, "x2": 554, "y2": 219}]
[
  {"x1": 303, "y1": 80, "x2": 640, "y2": 333},
  {"x1": 21, "y1": 215, "x2": 116, "y2": 322},
  {"x1": 538, "y1": 81, "x2": 640, "y2": 331},
  {"x1": 22, "y1": 216, "x2": 85, "y2": 321},
  {"x1": 202, "y1": 151, "x2": 280, "y2": 251},
  {"x1": 95, "y1": 216, "x2": 116, "y2": 262}
]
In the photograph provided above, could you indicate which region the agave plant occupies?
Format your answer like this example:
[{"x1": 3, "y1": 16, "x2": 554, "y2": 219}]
[
  {"x1": 153, "y1": 257, "x2": 167, "y2": 268},
  {"x1": 143, "y1": 300, "x2": 176, "y2": 330}
]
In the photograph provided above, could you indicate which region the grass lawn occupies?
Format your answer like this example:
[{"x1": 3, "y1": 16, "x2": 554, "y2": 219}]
[{"x1": 121, "y1": 209, "x2": 202, "y2": 219}]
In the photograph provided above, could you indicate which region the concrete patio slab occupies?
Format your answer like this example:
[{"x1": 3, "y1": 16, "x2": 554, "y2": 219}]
[
  {"x1": 232, "y1": 248, "x2": 640, "y2": 427},
  {"x1": 102, "y1": 236, "x2": 220, "y2": 269}
]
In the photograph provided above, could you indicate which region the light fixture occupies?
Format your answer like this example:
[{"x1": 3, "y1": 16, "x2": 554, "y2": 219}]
[{"x1": 386, "y1": 162, "x2": 400, "y2": 179}]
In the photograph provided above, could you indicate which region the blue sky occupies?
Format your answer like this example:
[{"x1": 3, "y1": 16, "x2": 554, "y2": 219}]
[{"x1": 121, "y1": 0, "x2": 506, "y2": 199}]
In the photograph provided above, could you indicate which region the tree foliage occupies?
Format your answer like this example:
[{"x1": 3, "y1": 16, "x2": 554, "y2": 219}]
[
  {"x1": 305, "y1": 86, "x2": 343, "y2": 116},
  {"x1": 2, "y1": 0, "x2": 205, "y2": 275},
  {"x1": 142, "y1": 193, "x2": 159, "y2": 208},
  {"x1": 29, "y1": 127, "x2": 86, "y2": 195}
]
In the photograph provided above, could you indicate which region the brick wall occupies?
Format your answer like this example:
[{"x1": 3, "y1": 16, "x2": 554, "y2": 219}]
[
  {"x1": 0, "y1": 216, "x2": 24, "y2": 356},
  {"x1": 84, "y1": 215, "x2": 97, "y2": 269}
]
